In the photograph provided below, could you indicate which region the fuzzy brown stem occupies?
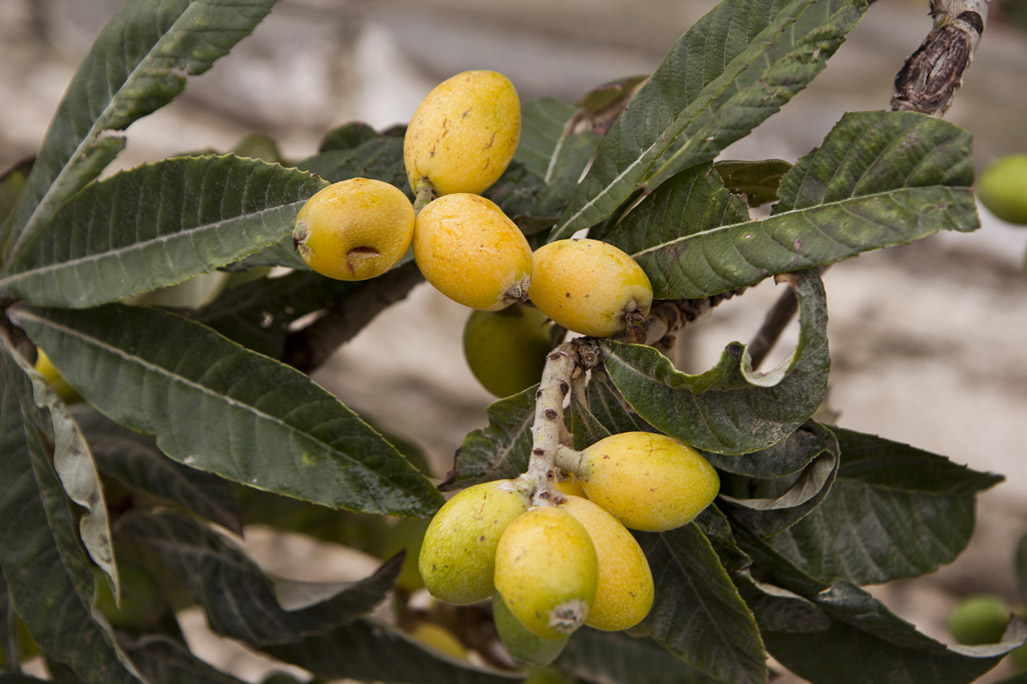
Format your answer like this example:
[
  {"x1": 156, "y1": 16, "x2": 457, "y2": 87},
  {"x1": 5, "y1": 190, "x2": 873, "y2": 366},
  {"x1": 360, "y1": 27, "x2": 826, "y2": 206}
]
[{"x1": 610, "y1": 292, "x2": 744, "y2": 347}]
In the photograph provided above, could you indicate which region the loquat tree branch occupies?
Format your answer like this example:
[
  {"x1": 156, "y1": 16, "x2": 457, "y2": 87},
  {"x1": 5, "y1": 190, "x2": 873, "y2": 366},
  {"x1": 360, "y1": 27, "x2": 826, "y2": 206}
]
[{"x1": 747, "y1": 0, "x2": 991, "y2": 371}]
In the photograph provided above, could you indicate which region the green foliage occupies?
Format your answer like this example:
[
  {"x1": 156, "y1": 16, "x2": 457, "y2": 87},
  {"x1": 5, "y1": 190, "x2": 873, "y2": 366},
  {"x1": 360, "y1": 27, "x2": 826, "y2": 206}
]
[
  {"x1": 0, "y1": 155, "x2": 326, "y2": 308},
  {"x1": 0, "y1": 0, "x2": 1015, "y2": 682},
  {"x1": 604, "y1": 269, "x2": 829, "y2": 454}
]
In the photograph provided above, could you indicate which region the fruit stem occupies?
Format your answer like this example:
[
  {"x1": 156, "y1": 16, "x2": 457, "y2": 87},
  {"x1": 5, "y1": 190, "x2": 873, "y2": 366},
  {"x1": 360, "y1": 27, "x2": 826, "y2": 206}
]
[{"x1": 412, "y1": 181, "x2": 437, "y2": 213}]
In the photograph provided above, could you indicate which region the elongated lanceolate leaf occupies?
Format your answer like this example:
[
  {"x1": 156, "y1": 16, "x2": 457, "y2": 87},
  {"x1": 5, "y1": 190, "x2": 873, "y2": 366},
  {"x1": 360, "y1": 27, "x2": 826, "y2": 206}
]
[
  {"x1": 626, "y1": 111, "x2": 977, "y2": 299},
  {"x1": 9, "y1": 304, "x2": 444, "y2": 517},
  {"x1": 764, "y1": 583, "x2": 1024, "y2": 684},
  {"x1": 5, "y1": 0, "x2": 276, "y2": 262},
  {"x1": 551, "y1": 0, "x2": 866, "y2": 240},
  {"x1": 514, "y1": 97, "x2": 578, "y2": 179},
  {"x1": 557, "y1": 628, "x2": 721, "y2": 684},
  {"x1": 447, "y1": 386, "x2": 536, "y2": 489},
  {"x1": 731, "y1": 525, "x2": 1022, "y2": 683},
  {"x1": 638, "y1": 524, "x2": 767, "y2": 684},
  {"x1": 0, "y1": 155, "x2": 325, "y2": 308},
  {"x1": 603, "y1": 160, "x2": 750, "y2": 252},
  {"x1": 120, "y1": 635, "x2": 248, "y2": 684},
  {"x1": 116, "y1": 511, "x2": 398, "y2": 645},
  {"x1": 0, "y1": 342, "x2": 143, "y2": 684},
  {"x1": 764, "y1": 427, "x2": 1002, "y2": 585},
  {"x1": 73, "y1": 408, "x2": 242, "y2": 535},
  {"x1": 604, "y1": 269, "x2": 829, "y2": 455},
  {"x1": 569, "y1": 373, "x2": 650, "y2": 450}
]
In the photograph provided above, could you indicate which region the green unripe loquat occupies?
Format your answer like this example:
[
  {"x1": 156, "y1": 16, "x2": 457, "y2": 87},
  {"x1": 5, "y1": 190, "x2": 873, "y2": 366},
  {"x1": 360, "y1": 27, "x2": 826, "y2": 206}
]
[
  {"x1": 529, "y1": 238, "x2": 653, "y2": 337},
  {"x1": 293, "y1": 178, "x2": 415, "y2": 281},
  {"x1": 418, "y1": 479, "x2": 531, "y2": 605},
  {"x1": 558, "y1": 495, "x2": 654, "y2": 632},
  {"x1": 568, "y1": 431, "x2": 720, "y2": 532},
  {"x1": 977, "y1": 154, "x2": 1027, "y2": 225},
  {"x1": 494, "y1": 506, "x2": 598, "y2": 640},
  {"x1": 404, "y1": 70, "x2": 520, "y2": 199},
  {"x1": 463, "y1": 304, "x2": 553, "y2": 397},
  {"x1": 492, "y1": 593, "x2": 568, "y2": 666},
  {"x1": 947, "y1": 594, "x2": 1011, "y2": 645},
  {"x1": 413, "y1": 193, "x2": 532, "y2": 311}
]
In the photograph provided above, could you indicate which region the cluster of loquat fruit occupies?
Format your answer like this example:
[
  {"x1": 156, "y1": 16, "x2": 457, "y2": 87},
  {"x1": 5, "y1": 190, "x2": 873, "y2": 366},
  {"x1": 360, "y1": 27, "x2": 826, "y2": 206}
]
[
  {"x1": 418, "y1": 431, "x2": 720, "y2": 664},
  {"x1": 291, "y1": 69, "x2": 722, "y2": 665},
  {"x1": 291, "y1": 69, "x2": 654, "y2": 346}
]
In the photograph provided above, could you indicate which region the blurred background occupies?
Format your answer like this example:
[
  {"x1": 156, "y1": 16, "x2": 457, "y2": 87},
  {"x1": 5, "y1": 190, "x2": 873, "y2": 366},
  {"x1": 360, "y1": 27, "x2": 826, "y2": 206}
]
[{"x1": 2, "y1": 0, "x2": 1026, "y2": 681}]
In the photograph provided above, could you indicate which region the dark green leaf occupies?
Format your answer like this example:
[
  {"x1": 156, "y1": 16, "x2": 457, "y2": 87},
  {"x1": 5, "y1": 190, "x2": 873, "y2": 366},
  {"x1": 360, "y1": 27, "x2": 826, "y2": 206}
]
[
  {"x1": 624, "y1": 112, "x2": 977, "y2": 299},
  {"x1": 604, "y1": 269, "x2": 829, "y2": 454},
  {"x1": 715, "y1": 422, "x2": 840, "y2": 537},
  {"x1": 1, "y1": 155, "x2": 325, "y2": 308},
  {"x1": 737, "y1": 573, "x2": 831, "y2": 634},
  {"x1": 1, "y1": 575, "x2": 19, "y2": 673},
  {"x1": 514, "y1": 97, "x2": 577, "y2": 178},
  {"x1": 707, "y1": 421, "x2": 832, "y2": 478},
  {"x1": 297, "y1": 136, "x2": 408, "y2": 190},
  {"x1": 764, "y1": 427, "x2": 1003, "y2": 584},
  {"x1": 117, "y1": 511, "x2": 398, "y2": 646},
  {"x1": 447, "y1": 387, "x2": 536, "y2": 489},
  {"x1": 0, "y1": 341, "x2": 142, "y2": 683},
  {"x1": 264, "y1": 620, "x2": 518, "y2": 684},
  {"x1": 765, "y1": 583, "x2": 1024, "y2": 684},
  {"x1": 732, "y1": 523, "x2": 1022, "y2": 683},
  {"x1": 484, "y1": 162, "x2": 566, "y2": 230},
  {"x1": 694, "y1": 505, "x2": 754, "y2": 575},
  {"x1": 0, "y1": 158, "x2": 31, "y2": 253},
  {"x1": 72, "y1": 408, "x2": 242, "y2": 535},
  {"x1": 10, "y1": 304, "x2": 444, "y2": 517},
  {"x1": 192, "y1": 271, "x2": 364, "y2": 359},
  {"x1": 318, "y1": 122, "x2": 382, "y2": 153},
  {"x1": 551, "y1": 0, "x2": 866, "y2": 240},
  {"x1": 569, "y1": 373, "x2": 650, "y2": 450},
  {"x1": 6, "y1": 0, "x2": 275, "y2": 263},
  {"x1": 637, "y1": 524, "x2": 767, "y2": 684},
  {"x1": 714, "y1": 159, "x2": 793, "y2": 207},
  {"x1": 603, "y1": 160, "x2": 750, "y2": 253},
  {"x1": 557, "y1": 628, "x2": 721, "y2": 684},
  {"x1": 121, "y1": 634, "x2": 247, "y2": 684}
]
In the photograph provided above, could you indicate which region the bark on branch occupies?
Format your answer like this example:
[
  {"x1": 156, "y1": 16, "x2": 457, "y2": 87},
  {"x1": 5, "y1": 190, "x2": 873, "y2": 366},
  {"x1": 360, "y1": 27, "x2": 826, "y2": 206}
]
[{"x1": 891, "y1": 0, "x2": 989, "y2": 115}]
